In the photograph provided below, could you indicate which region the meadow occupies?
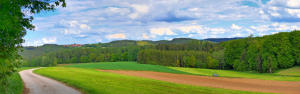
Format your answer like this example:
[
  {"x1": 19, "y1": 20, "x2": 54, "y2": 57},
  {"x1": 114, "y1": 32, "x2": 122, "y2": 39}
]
[
  {"x1": 65, "y1": 62, "x2": 300, "y2": 81},
  {"x1": 170, "y1": 67, "x2": 300, "y2": 81},
  {"x1": 34, "y1": 67, "x2": 269, "y2": 94},
  {"x1": 276, "y1": 66, "x2": 300, "y2": 76},
  {"x1": 65, "y1": 62, "x2": 188, "y2": 74}
]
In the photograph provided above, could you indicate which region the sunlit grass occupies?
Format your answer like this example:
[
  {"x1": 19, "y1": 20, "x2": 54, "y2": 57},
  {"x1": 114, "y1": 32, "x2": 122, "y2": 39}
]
[
  {"x1": 276, "y1": 66, "x2": 300, "y2": 76},
  {"x1": 170, "y1": 67, "x2": 300, "y2": 81},
  {"x1": 35, "y1": 67, "x2": 269, "y2": 94},
  {"x1": 65, "y1": 62, "x2": 188, "y2": 74}
]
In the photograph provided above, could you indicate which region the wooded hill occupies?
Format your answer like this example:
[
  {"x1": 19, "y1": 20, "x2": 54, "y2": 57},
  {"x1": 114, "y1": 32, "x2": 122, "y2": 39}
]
[{"x1": 21, "y1": 31, "x2": 300, "y2": 73}]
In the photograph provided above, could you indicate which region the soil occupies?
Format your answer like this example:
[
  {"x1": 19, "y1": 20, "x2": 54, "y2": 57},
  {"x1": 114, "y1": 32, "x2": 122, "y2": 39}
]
[{"x1": 99, "y1": 69, "x2": 300, "y2": 94}]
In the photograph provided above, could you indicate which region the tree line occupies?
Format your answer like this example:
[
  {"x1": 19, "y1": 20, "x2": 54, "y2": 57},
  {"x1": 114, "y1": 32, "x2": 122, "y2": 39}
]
[
  {"x1": 24, "y1": 46, "x2": 141, "y2": 66},
  {"x1": 137, "y1": 41, "x2": 225, "y2": 69},
  {"x1": 138, "y1": 30, "x2": 300, "y2": 73},
  {"x1": 223, "y1": 31, "x2": 300, "y2": 73},
  {"x1": 23, "y1": 30, "x2": 300, "y2": 73}
]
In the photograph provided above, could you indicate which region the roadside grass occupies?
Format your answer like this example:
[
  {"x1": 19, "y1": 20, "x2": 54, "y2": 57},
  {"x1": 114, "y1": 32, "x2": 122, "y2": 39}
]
[
  {"x1": 65, "y1": 62, "x2": 188, "y2": 74},
  {"x1": 170, "y1": 67, "x2": 300, "y2": 81},
  {"x1": 34, "y1": 67, "x2": 270, "y2": 94},
  {"x1": 276, "y1": 66, "x2": 300, "y2": 76},
  {"x1": 0, "y1": 67, "x2": 35, "y2": 94}
]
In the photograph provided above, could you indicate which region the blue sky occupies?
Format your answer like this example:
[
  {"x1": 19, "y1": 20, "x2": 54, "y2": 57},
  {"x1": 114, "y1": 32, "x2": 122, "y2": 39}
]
[{"x1": 23, "y1": 0, "x2": 300, "y2": 46}]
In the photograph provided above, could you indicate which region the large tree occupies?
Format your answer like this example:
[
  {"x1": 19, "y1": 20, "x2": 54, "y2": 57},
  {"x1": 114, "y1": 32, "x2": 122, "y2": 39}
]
[{"x1": 0, "y1": 0, "x2": 65, "y2": 88}]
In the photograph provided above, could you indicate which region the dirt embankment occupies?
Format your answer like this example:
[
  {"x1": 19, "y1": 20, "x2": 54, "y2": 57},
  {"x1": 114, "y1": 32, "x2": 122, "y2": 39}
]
[{"x1": 99, "y1": 69, "x2": 300, "y2": 94}]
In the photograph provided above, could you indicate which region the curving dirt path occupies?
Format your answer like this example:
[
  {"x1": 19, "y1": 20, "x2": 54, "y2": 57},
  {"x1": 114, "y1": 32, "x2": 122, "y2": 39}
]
[
  {"x1": 19, "y1": 68, "x2": 81, "y2": 94},
  {"x1": 99, "y1": 70, "x2": 300, "y2": 94}
]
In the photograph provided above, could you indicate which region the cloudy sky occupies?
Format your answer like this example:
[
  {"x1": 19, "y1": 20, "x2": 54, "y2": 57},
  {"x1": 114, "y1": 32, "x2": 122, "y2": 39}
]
[{"x1": 23, "y1": 0, "x2": 300, "y2": 46}]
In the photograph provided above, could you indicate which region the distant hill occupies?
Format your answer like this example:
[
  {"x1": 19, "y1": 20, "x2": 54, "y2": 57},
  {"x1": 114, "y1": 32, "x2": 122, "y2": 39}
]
[
  {"x1": 21, "y1": 44, "x2": 68, "y2": 60},
  {"x1": 21, "y1": 37, "x2": 241, "y2": 59}
]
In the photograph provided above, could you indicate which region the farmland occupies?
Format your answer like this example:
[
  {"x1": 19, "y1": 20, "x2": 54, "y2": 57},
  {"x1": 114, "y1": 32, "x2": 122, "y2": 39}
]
[
  {"x1": 64, "y1": 62, "x2": 188, "y2": 74},
  {"x1": 2, "y1": 0, "x2": 300, "y2": 94},
  {"x1": 34, "y1": 67, "x2": 268, "y2": 94},
  {"x1": 171, "y1": 66, "x2": 300, "y2": 81},
  {"x1": 64, "y1": 62, "x2": 300, "y2": 81}
]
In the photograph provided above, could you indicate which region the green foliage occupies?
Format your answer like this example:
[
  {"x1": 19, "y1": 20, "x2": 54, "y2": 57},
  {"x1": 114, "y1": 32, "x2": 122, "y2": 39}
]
[
  {"x1": 137, "y1": 40, "x2": 224, "y2": 69},
  {"x1": 0, "y1": 72, "x2": 23, "y2": 94},
  {"x1": 24, "y1": 46, "x2": 142, "y2": 66},
  {"x1": 35, "y1": 67, "x2": 266, "y2": 94},
  {"x1": 21, "y1": 30, "x2": 300, "y2": 73},
  {"x1": 0, "y1": 67, "x2": 35, "y2": 94},
  {"x1": 223, "y1": 31, "x2": 300, "y2": 73},
  {"x1": 0, "y1": 0, "x2": 65, "y2": 88},
  {"x1": 80, "y1": 56, "x2": 89, "y2": 63},
  {"x1": 289, "y1": 31, "x2": 300, "y2": 65}
]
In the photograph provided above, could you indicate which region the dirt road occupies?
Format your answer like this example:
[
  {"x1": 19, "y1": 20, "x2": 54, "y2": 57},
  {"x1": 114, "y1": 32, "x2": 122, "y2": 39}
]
[
  {"x1": 100, "y1": 70, "x2": 300, "y2": 94},
  {"x1": 19, "y1": 68, "x2": 81, "y2": 94}
]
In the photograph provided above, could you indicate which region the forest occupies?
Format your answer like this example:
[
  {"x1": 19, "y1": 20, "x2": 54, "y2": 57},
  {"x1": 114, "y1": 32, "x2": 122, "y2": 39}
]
[{"x1": 21, "y1": 30, "x2": 300, "y2": 73}]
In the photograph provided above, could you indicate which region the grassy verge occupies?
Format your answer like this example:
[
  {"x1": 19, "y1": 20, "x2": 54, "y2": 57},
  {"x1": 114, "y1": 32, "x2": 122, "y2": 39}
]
[
  {"x1": 0, "y1": 67, "x2": 34, "y2": 94},
  {"x1": 276, "y1": 66, "x2": 300, "y2": 76},
  {"x1": 35, "y1": 67, "x2": 269, "y2": 94},
  {"x1": 65, "y1": 62, "x2": 188, "y2": 74},
  {"x1": 170, "y1": 67, "x2": 300, "y2": 81}
]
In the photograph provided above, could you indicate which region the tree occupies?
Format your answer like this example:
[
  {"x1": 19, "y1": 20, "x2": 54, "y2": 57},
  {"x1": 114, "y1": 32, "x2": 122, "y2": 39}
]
[
  {"x1": 290, "y1": 30, "x2": 300, "y2": 65},
  {"x1": 185, "y1": 55, "x2": 196, "y2": 67},
  {"x1": 71, "y1": 57, "x2": 78, "y2": 63},
  {"x1": 0, "y1": 0, "x2": 66, "y2": 90},
  {"x1": 88, "y1": 53, "x2": 97, "y2": 62},
  {"x1": 96, "y1": 54, "x2": 105, "y2": 62},
  {"x1": 207, "y1": 56, "x2": 218, "y2": 69},
  {"x1": 80, "y1": 56, "x2": 89, "y2": 63}
]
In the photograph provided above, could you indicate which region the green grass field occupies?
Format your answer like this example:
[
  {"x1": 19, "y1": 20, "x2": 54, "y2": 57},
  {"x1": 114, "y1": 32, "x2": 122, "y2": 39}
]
[
  {"x1": 276, "y1": 66, "x2": 300, "y2": 76},
  {"x1": 0, "y1": 67, "x2": 34, "y2": 94},
  {"x1": 65, "y1": 62, "x2": 300, "y2": 81},
  {"x1": 65, "y1": 62, "x2": 188, "y2": 74},
  {"x1": 35, "y1": 67, "x2": 269, "y2": 94},
  {"x1": 170, "y1": 67, "x2": 300, "y2": 81}
]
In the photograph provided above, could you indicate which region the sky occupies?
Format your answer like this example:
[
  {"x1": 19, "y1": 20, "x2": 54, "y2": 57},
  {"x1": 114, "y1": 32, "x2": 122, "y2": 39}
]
[{"x1": 23, "y1": 0, "x2": 300, "y2": 46}]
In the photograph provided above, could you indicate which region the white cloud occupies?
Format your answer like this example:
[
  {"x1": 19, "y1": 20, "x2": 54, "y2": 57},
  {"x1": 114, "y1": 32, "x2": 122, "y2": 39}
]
[
  {"x1": 64, "y1": 29, "x2": 82, "y2": 35},
  {"x1": 177, "y1": 25, "x2": 205, "y2": 34},
  {"x1": 270, "y1": 12, "x2": 281, "y2": 17},
  {"x1": 286, "y1": 0, "x2": 300, "y2": 8},
  {"x1": 131, "y1": 4, "x2": 149, "y2": 14},
  {"x1": 69, "y1": 20, "x2": 79, "y2": 27},
  {"x1": 264, "y1": 0, "x2": 300, "y2": 22},
  {"x1": 150, "y1": 28, "x2": 176, "y2": 35},
  {"x1": 250, "y1": 25, "x2": 270, "y2": 32},
  {"x1": 285, "y1": 8, "x2": 300, "y2": 18},
  {"x1": 106, "y1": 7, "x2": 130, "y2": 15},
  {"x1": 23, "y1": 37, "x2": 57, "y2": 46},
  {"x1": 231, "y1": 24, "x2": 242, "y2": 30},
  {"x1": 106, "y1": 33, "x2": 127, "y2": 39},
  {"x1": 129, "y1": 13, "x2": 139, "y2": 19},
  {"x1": 42, "y1": 37, "x2": 57, "y2": 44},
  {"x1": 142, "y1": 33, "x2": 150, "y2": 39},
  {"x1": 80, "y1": 24, "x2": 91, "y2": 30},
  {"x1": 129, "y1": 4, "x2": 149, "y2": 19},
  {"x1": 188, "y1": 8, "x2": 199, "y2": 12},
  {"x1": 210, "y1": 28, "x2": 226, "y2": 34}
]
